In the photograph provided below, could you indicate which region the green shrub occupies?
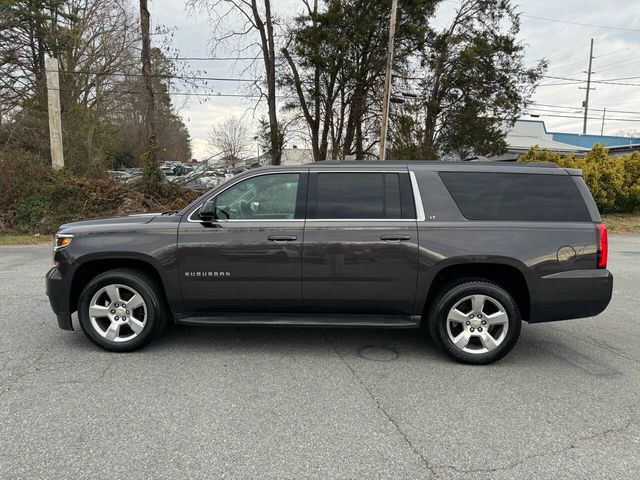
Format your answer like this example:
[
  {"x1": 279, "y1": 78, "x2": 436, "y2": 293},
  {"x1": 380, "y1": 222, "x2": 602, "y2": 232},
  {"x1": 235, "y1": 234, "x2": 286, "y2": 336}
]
[{"x1": 519, "y1": 144, "x2": 639, "y2": 213}]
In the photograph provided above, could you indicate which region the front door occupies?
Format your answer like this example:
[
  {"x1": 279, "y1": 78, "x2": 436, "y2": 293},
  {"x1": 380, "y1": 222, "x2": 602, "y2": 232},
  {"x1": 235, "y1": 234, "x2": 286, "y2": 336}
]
[
  {"x1": 302, "y1": 170, "x2": 419, "y2": 315},
  {"x1": 178, "y1": 171, "x2": 307, "y2": 314}
]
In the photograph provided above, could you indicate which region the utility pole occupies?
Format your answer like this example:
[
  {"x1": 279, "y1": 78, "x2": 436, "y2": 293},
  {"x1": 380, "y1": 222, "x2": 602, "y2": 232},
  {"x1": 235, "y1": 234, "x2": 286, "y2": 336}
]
[
  {"x1": 581, "y1": 38, "x2": 595, "y2": 134},
  {"x1": 600, "y1": 107, "x2": 606, "y2": 136},
  {"x1": 45, "y1": 56, "x2": 64, "y2": 170},
  {"x1": 140, "y1": 0, "x2": 156, "y2": 162},
  {"x1": 378, "y1": 0, "x2": 399, "y2": 161}
]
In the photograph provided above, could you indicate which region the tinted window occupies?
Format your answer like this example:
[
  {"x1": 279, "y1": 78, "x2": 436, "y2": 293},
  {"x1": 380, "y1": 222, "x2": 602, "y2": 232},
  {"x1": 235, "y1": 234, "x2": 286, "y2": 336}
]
[
  {"x1": 439, "y1": 172, "x2": 591, "y2": 222},
  {"x1": 214, "y1": 173, "x2": 299, "y2": 220},
  {"x1": 310, "y1": 173, "x2": 404, "y2": 219}
]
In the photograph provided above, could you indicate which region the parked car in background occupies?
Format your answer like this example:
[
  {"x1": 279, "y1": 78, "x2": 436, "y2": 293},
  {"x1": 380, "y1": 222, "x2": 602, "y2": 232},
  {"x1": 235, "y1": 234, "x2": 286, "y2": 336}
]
[
  {"x1": 161, "y1": 167, "x2": 176, "y2": 177},
  {"x1": 47, "y1": 161, "x2": 612, "y2": 364},
  {"x1": 181, "y1": 177, "x2": 209, "y2": 191},
  {"x1": 174, "y1": 164, "x2": 194, "y2": 176},
  {"x1": 126, "y1": 168, "x2": 143, "y2": 176},
  {"x1": 107, "y1": 170, "x2": 131, "y2": 181}
]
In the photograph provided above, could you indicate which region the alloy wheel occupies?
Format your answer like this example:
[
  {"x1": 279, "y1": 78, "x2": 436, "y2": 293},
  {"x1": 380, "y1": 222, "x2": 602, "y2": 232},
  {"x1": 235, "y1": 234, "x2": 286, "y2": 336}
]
[
  {"x1": 445, "y1": 294, "x2": 509, "y2": 354},
  {"x1": 88, "y1": 284, "x2": 147, "y2": 342}
]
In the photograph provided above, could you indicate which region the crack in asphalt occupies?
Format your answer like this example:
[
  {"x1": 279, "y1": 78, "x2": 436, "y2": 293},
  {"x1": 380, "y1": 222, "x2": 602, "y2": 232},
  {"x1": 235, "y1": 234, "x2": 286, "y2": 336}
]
[
  {"x1": 322, "y1": 331, "x2": 438, "y2": 479},
  {"x1": 0, "y1": 343, "x2": 57, "y2": 399},
  {"x1": 553, "y1": 326, "x2": 640, "y2": 367},
  {"x1": 431, "y1": 398, "x2": 640, "y2": 476}
]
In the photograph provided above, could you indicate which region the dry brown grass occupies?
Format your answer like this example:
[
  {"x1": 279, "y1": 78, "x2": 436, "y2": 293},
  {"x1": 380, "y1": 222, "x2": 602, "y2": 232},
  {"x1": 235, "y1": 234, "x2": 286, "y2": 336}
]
[
  {"x1": 602, "y1": 213, "x2": 640, "y2": 234},
  {"x1": 0, "y1": 234, "x2": 51, "y2": 245}
]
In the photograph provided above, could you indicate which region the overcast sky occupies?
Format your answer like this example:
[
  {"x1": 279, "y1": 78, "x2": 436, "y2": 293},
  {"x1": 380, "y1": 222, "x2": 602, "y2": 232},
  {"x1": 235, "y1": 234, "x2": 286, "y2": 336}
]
[{"x1": 153, "y1": 0, "x2": 640, "y2": 160}]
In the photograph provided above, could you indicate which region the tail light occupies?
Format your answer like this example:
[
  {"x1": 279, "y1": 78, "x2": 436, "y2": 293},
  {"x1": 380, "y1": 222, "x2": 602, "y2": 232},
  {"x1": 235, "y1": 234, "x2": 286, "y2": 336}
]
[{"x1": 596, "y1": 223, "x2": 608, "y2": 269}]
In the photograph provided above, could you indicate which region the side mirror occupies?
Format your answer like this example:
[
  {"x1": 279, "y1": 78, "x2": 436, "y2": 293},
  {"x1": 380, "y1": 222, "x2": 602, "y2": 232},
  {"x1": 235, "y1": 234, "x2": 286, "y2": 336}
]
[{"x1": 200, "y1": 199, "x2": 216, "y2": 220}]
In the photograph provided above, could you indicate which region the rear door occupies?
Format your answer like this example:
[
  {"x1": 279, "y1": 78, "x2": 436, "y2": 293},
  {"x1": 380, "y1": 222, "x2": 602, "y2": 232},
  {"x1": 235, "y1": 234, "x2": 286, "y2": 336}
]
[{"x1": 302, "y1": 169, "x2": 419, "y2": 315}]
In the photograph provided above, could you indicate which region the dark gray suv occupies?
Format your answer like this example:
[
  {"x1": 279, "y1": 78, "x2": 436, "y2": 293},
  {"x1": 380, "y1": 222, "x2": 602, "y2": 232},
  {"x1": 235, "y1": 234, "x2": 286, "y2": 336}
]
[{"x1": 46, "y1": 161, "x2": 613, "y2": 364}]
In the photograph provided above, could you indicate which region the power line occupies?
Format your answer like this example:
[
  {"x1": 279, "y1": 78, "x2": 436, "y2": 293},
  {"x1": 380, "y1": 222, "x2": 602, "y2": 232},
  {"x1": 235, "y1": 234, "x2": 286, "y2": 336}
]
[
  {"x1": 545, "y1": 48, "x2": 635, "y2": 76},
  {"x1": 172, "y1": 56, "x2": 262, "y2": 61},
  {"x1": 523, "y1": 112, "x2": 640, "y2": 123},
  {"x1": 51, "y1": 69, "x2": 258, "y2": 83},
  {"x1": 532, "y1": 102, "x2": 640, "y2": 115},
  {"x1": 42, "y1": 86, "x2": 283, "y2": 98},
  {"x1": 527, "y1": 103, "x2": 640, "y2": 116},
  {"x1": 520, "y1": 14, "x2": 640, "y2": 33},
  {"x1": 538, "y1": 81, "x2": 584, "y2": 87},
  {"x1": 542, "y1": 74, "x2": 640, "y2": 87},
  {"x1": 527, "y1": 108, "x2": 640, "y2": 122},
  {"x1": 596, "y1": 58, "x2": 640, "y2": 73},
  {"x1": 400, "y1": 72, "x2": 640, "y2": 87}
]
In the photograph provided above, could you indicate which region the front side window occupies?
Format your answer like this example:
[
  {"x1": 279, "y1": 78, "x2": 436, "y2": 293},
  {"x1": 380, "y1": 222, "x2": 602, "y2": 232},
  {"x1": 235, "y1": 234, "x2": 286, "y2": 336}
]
[{"x1": 213, "y1": 173, "x2": 300, "y2": 220}]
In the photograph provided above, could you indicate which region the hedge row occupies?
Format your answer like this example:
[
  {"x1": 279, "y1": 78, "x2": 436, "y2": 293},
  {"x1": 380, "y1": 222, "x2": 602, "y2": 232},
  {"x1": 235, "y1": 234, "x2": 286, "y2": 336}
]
[{"x1": 519, "y1": 144, "x2": 640, "y2": 213}]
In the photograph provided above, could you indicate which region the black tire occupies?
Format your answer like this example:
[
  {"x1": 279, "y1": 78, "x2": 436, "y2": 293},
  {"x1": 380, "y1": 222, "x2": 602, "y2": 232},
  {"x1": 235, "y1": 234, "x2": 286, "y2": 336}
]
[
  {"x1": 77, "y1": 268, "x2": 167, "y2": 352},
  {"x1": 427, "y1": 279, "x2": 521, "y2": 365}
]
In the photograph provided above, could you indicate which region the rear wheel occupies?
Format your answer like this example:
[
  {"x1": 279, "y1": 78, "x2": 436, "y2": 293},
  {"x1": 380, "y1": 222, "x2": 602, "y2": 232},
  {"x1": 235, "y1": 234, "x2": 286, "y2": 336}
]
[
  {"x1": 428, "y1": 280, "x2": 521, "y2": 364},
  {"x1": 78, "y1": 269, "x2": 166, "y2": 352}
]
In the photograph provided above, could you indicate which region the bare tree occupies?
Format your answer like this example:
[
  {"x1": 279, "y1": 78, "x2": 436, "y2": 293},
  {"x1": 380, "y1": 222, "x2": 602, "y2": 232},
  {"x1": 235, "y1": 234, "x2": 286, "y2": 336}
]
[
  {"x1": 616, "y1": 129, "x2": 640, "y2": 138},
  {"x1": 208, "y1": 116, "x2": 251, "y2": 167},
  {"x1": 187, "y1": 0, "x2": 282, "y2": 165}
]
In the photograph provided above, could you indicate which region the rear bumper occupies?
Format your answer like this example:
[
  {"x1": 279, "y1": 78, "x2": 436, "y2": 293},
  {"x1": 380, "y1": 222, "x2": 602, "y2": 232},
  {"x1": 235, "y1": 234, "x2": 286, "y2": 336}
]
[
  {"x1": 46, "y1": 266, "x2": 73, "y2": 330},
  {"x1": 530, "y1": 269, "x2": 613, "y2": 323}
]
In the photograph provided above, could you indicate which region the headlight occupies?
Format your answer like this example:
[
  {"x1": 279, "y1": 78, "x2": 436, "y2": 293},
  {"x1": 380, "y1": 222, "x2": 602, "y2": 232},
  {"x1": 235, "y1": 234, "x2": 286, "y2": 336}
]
[{"x1": 54, "y1": 233, "x2": 74, "y2": 251}]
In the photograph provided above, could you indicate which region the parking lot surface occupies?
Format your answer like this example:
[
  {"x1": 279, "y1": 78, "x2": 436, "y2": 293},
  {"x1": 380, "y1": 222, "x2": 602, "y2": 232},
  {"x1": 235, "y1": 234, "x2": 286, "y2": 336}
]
[{"x1": 1, "y1": 236, "x2": 639, "y2": 479}]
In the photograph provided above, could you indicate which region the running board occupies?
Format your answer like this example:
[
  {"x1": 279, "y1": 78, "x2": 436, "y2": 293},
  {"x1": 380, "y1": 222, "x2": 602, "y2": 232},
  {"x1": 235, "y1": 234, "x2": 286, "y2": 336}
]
[{"x1": 175, "y1": 313, "x2": 421, "y2": 329}]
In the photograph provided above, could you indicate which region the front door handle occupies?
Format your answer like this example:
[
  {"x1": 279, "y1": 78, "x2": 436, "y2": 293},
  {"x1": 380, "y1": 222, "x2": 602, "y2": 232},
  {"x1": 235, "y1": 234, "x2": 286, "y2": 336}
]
[
  {"x1": 268, "y1": 235, "x2": 297, "y2": 242},
  {"x1": 380, "y1": 234, "x2": 411, "y2": 242}
]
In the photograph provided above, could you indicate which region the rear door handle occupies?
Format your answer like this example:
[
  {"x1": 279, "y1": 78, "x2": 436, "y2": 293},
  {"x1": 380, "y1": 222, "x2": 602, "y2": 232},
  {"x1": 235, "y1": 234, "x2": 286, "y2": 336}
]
[
  {"x1": 268, "y1": 235, "x2": 297, "y2": 242},
  {"x1": 380, "y1": 234, "x2": 411, "y2": 242}
]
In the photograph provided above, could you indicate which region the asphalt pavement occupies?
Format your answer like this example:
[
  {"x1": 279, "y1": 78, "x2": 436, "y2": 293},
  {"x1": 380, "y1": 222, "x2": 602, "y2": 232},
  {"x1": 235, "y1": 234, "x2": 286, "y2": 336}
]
[{"x1": 1, "y1": 236, "x2": 639, "y2": 479}]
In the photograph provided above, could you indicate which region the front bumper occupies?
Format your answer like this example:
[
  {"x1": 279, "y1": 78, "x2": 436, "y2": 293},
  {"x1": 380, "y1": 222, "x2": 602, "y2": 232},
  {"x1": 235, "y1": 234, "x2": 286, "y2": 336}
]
[
  {"x1": 530, "y1": 269, "x2": 613, "y2": 323},
  {"x1": 46, "y1": 266, "x2": 73, "y2": 330}
]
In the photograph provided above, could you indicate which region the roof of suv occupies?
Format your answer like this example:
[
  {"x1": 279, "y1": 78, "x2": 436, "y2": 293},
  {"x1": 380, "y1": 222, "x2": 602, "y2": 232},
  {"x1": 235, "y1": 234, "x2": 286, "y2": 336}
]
[{"x1": 243, "y1": 161, "x2": 573, "y2": 176}]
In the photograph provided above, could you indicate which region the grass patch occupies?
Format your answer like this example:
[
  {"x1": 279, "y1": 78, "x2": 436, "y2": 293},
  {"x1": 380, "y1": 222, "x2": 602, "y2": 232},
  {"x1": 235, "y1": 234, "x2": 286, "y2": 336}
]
[
  {"x1": 602, "y1": 213, "x2": 640, "y2": 234},
  {"x1": 0, "y1": 234, "x2": 51, "y2": 245}
]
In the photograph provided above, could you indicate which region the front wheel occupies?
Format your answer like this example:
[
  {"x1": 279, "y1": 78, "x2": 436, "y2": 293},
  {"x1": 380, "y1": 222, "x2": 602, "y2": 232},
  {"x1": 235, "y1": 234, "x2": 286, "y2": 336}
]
[
  {"x1": 77, "y1": 269, "x2": 166, "y2": 352},
  {"x1": 427, "y1": 280, "x2": 521, "y2": 364}
]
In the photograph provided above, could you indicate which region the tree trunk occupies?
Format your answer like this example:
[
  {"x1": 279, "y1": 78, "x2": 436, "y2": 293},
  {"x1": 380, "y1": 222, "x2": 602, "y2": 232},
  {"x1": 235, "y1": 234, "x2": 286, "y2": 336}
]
[
  {"x1": 423, "y1": 56, "x2": 443, "y2": 159},
  {"x1": 250, "y1": 0, "x2": 281, "y2": 165}
]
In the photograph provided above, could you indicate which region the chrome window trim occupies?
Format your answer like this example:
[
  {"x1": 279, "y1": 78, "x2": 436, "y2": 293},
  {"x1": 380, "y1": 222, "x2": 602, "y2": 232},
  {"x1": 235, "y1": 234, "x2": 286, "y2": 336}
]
[
  {"x1": 188, "y1": 204, "x2": 301, "y2": 223},
  {"x1": 187, "y1": 168, "x2": 425, "y2": 223},
  {"x1": 305, "y1": 218, "x2": 415, "y2": 223},
  {"x1": 187, "y1": 170, "x2": 304, "y2": 223},
  {"x1": 308, "y1": 169, "x2": 412, "y2": 221},
  {"x1": 409, "y1": 171, "x2": 426, "y2": 221},
  {"x1": 308, "y1": 169, "x2": 406, "y2": 173}
]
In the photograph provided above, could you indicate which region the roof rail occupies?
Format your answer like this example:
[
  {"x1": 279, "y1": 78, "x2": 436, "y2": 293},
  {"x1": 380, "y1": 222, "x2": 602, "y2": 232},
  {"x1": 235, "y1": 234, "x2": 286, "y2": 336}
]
[
  {"x1": 520, "y1": 162, "x2": 559, "y2": 168},
  {"x1": 310, "y1": 160, "x2": 559, "y2": 168}
]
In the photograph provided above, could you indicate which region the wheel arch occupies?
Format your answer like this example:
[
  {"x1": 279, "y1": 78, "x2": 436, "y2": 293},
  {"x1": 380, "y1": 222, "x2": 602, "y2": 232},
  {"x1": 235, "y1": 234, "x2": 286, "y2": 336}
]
[
  {"x1": 420, "y1": 260, "x2": 531, "y2": 322},
  {"x1": 69, "y1": 256, "x2": 169, "y2": 315}
]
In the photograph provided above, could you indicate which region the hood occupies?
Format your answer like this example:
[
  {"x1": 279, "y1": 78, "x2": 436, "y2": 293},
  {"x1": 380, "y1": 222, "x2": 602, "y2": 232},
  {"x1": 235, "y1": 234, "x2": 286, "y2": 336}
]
[{"x1": 58, "y1": 213, "x2": 161, "y2": 231}]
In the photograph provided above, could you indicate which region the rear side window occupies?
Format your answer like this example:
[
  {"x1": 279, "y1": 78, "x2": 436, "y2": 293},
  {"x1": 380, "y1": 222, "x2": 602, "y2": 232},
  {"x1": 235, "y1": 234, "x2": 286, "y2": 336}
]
[
  {"x1": 439, "y1": 172, "x2": 591, "y2": 222},
  {"x1": 308, "y1": 172, "x2": 412, "y2": 219}
]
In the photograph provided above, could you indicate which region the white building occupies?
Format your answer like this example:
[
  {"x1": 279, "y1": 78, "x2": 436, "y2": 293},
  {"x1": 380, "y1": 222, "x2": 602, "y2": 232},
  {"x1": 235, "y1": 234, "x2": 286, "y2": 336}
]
[{"x1": 490, "y1": 120, "x2": 588, "y2": 161}]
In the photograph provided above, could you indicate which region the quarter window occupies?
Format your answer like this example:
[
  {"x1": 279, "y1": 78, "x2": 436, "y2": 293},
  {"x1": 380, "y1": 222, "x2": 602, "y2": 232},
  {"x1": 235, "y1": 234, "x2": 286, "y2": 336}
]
[
  {"x1": 439, "y1": 172, "x2": 592, "y2": 222},
  {"x1": 213, "y1": 173, "x2": 300, "y2": 220}
]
